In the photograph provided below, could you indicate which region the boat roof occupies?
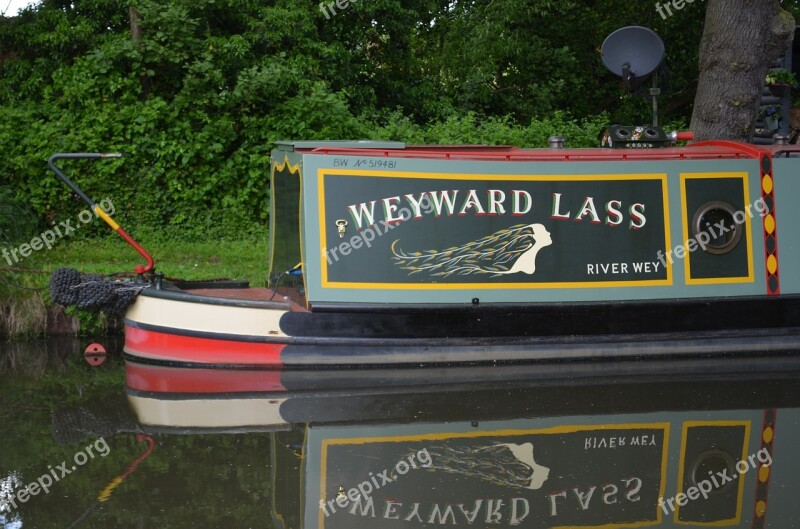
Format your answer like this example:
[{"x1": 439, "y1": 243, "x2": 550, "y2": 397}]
[{"x1": 277, "y1": 140, "x2": 800, "y2": 162}]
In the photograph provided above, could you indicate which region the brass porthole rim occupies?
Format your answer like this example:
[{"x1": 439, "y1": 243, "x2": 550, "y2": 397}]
[{"x1": 692, "y1": 201, "x2": 743, "y2": 255}]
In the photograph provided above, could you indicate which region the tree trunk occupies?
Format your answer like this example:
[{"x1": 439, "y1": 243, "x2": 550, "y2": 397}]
[
  {"x1": 690, "y1": 0, "x2": 794, "y2": 142},
  {"x1": 129, "y1": 6, "x2": 142, "y2": 45},
  {"x1": 129, "y1": 6, "x2": 150, "y2": 97}
]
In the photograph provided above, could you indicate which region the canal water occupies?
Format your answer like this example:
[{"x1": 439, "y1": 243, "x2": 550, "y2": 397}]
[{"x1": 2, "y1": 338, "x2": 800, "y2": 528}]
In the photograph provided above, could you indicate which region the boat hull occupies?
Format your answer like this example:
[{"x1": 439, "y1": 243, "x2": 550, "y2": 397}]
[{"x1": 124, "y1": 286, "x2": 800, "y2": 368}]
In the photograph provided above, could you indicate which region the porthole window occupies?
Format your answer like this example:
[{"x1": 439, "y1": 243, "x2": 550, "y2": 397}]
[
  {"x1": 690, "y1": 449, "x2": 737, "y2": 496},
  {"x1": 692, "y1": 201, "x2": 743, "y2": 255}
]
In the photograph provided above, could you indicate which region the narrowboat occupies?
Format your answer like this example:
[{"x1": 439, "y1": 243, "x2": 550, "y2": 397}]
[
  {"x1": 123, "y1": 356, "x2": 800, "y2": 528},
  {"x1": 49, "y1": 132, "x2": 800, "y2": 368}
]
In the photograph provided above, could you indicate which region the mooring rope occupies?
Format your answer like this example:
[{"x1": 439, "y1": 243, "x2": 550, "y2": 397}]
[{"x1": 49, "y1": 268, "x2": 147, "y2": 314}]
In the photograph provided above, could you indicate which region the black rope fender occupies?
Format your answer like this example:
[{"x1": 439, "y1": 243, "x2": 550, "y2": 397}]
[{"x1": 49, "y1": 268, "x2": 147, "y2": 314}]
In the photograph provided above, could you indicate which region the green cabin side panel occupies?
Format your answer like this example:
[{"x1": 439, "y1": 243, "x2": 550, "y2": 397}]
[
  {"x1": 774, "y1": 158, "x2": 800, "y2": 294},
  {"x1": 269, "y1": 150, "x2": 304, "y2": 283},
  {"x1": 295, "y1": 154, "x2": 774, "y2": 306}
]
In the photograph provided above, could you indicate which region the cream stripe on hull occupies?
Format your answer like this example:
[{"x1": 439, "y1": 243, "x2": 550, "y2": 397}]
[
  {"x1": 128, "y1": 395, "x2": 288, "y2": 429},
  {"x1": 125, "y1": 295, "x2": 289, "y2": 338}
]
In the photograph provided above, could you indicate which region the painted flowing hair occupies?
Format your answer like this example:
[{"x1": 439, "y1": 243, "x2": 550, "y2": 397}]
[
  {"x1": 391, "y1": 223, "x2": 547, "y2": 278},
  {"x1": 412, "y1": 443, "x2": 548, "y2": 490}
]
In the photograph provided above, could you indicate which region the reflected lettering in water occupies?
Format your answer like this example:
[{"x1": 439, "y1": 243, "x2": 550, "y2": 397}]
[{"x1": 2, "y1": 339, "x2": 800, "y2": 528}]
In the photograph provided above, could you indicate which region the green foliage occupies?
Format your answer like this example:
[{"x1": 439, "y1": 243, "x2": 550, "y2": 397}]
[
  {"x1": 0, "y1": 186, "x2": 39, "y2": 246},
  {"x1": 17, "y1": 235, "x2": 271, "y2": 290},
  {"x1": 0, "y1": 0, "x2": 704, "y2": 243},
  {"x1": 64, "y1": 305, "x2": 108, "y2": 336},
  {"x1": 766, "y1": 68, "x2": 798, "y2": 87},
  {"x1": 0, "y1": 0, "x2": 389, "y2": 240},
  {"x1": 413, "y1": 0, "x2": 705, "y2": 123},
  {"x1": 370, "y1": 110, "x2": 610, "y2": 147},
  {"x1": 781, "y1": 0, "x2": 800, "y2": 22}
]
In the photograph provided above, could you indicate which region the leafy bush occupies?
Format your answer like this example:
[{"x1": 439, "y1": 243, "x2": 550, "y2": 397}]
[
  {"x1": 0, "y1": 0, "x2": 669, "y2": 243},
  {"x1": 0, "y1": 186, "x2": 38, "y2": 246},
  {"x1": 370, "y1": 110, "x2": 610, "y2": 148}
]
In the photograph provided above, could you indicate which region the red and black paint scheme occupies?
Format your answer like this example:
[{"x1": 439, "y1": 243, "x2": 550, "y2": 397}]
[
  {"x1": 117, "y1": 136, "x2": 800, "y2": 368},
  {"x1": 45, "y1": 136, "x2": 800, "y2": 369}
]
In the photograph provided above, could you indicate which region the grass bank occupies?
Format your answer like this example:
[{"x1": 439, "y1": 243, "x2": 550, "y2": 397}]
[{"x1": 0, "y1": 234, "x2": 269, "y2": 339}]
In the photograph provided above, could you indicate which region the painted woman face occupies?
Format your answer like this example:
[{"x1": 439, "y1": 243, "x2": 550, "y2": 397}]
[
  {"x1": 530, "y1": 224, "x2": 553, "y2": 247},
  {"x1": 529, "y1": 462, "x2": 551, "y2": 490}
]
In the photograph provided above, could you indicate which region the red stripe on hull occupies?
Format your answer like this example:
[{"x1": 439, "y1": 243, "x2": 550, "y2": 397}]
[
  {"x1": 125, "y1": 325, "x2": 285, "y2": 367},
  {"x1": 125, "y1": 362, "x2": 285, "y2": 394}
]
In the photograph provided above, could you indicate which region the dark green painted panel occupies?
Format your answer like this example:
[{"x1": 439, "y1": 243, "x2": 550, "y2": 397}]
[
  {"x1": 684, "y1": 178, "x2": 750, "y2": 280},
  {"x1": 269, "y1": 162, "x2": 302, "y2": 282},
  {"x1": 321, "y1": 173, "x2": 668, "y2": 286}
]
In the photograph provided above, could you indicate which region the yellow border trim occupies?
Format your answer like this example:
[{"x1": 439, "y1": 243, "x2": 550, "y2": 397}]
[
  {"x1": 674, "y1": 420, "x2": 751, "y2": 526},
  {"x1": 318, "y1": 422, "x2": 670, "y2": 529},
  {"x1": 268, "y1": 162, "x2": 278, "y2": 281},
  {"x1": 318, "y1": 170, "x2": 673, "y2": 290},
  {"x1": 679, "y1": 173, "x2": 755, "y2": 285},
  {"x1": 272, "y1": 154, "x2": 301, "y2": 175}
]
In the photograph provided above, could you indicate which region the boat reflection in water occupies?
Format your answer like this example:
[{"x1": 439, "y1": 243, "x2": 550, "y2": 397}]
[{"x1": 125, "y1": 353, "x2": 800, "y2": 528}]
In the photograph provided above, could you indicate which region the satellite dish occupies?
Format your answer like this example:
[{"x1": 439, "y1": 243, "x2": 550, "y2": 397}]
[
  {"x1": 601, "y1": 26, "x2": 665, "y2": 82},
  {"x1": 601, "y1": 26, "x2": 666, "y2": 125}
]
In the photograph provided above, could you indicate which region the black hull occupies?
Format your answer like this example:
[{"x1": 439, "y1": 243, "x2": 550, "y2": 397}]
[{"x1": 290, "y1": 295, "x2": 800, "y2": 339}]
